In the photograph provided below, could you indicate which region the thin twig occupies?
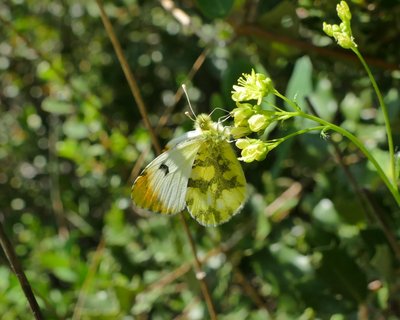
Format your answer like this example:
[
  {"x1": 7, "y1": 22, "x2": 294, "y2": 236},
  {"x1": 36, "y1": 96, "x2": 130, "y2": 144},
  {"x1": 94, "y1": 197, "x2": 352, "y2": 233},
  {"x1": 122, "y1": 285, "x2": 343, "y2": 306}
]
[
  {"x1": 265, "y1": 181, "x2": 302, "y2": 221},
  {"x1": 48, "y1": 115, "x2": 69, "y2": 238},
  {"x1": 143, "y1": 226, "x2": 247, "y2": 295},
  {"x1": 0, "y1": 219, "x2": 43, "y2": 320},
  {"x1": 95, "y1": 1, "x2": 217, "y2": 317},
  {"x1": 180, "y1": 215, "x2": 218, "y2": 319},
  {"x1": 96, "y1": 0, "x2": 161, "y2": 154},
  {"x1": 157, "y1": 46, "x2": 210, "y2": 133},
  {"x1": 235, "y1": 25, "x2": 399, "y2": 71},
  {"x1": 234, "y1": 268, "x2": 273, "y2": 314},
  {"x1": 363, "y1": 189, "x2": 400, "y2": 261},
  {"x1": 130, "y1": 47, "x2": 210, "y2": 182}
]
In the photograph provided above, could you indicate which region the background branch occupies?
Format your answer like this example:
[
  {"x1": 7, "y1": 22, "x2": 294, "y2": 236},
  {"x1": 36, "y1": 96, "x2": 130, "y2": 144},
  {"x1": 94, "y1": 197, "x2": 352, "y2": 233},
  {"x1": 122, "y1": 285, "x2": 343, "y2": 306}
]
[{"x1": 0, "y1": 219, "x2": 43, "y2": 320}]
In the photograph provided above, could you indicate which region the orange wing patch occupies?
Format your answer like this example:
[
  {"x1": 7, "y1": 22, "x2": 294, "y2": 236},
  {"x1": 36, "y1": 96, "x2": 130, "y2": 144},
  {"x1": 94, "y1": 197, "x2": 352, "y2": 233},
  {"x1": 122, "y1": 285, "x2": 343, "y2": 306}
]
[
  {"x1": 131, "y1": 170, "x2": 173, "y2": 214},
  {"x1": 131, "y1": 138, "x2": 202, "y2": 215}
]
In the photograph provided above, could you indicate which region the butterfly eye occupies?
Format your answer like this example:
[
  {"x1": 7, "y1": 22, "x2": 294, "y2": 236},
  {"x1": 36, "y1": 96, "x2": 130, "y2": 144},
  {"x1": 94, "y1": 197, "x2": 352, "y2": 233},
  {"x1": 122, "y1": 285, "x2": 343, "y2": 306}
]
[{"x1": 195, "y1": 114, "x2": 209, "y2": 130}]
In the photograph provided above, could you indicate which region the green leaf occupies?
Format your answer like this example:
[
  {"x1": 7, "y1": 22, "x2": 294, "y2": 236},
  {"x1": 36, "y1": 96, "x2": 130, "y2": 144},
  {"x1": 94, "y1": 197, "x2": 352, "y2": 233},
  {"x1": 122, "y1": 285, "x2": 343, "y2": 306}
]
[
  {"x1": 309, "y1": 78, "x2": 337, "y2": 121},
  {"x1": 63, "y1": 119, "x2": 89, "y2": 139},
  {"x1": 312, "y1": 198, "x2": 341, "y2": 230},
  {"x1": 340, "y1": 92, "x2": 363, "y2": 121},
  {"x1": 317, "y1": 248, "x2": 367, "y2": 302},
  {"x1": 355, "y1": 124, "x2": 386, "y2": 146},
  {"x1": 81, "y1": 290, "x2": 120, "y2": 316},
  {"x1": 110, "y1": 130, "x2": 129, "y2": 153},
  {"x1": 285, "y1": 55, "x2": 313, "y2": 111},
  {"x1": 371, "y1": 245, "x2": 393, "y2": 281},
  {"x1": 38, "y1": 251, "x2": 79, "y2": 283},
  {"x1": 57, "y1": 139, "x2": 80, "y2": 160},
  {"x1": 104, "y1": 205, "x2": 134, "y2": 246},
  {"x1": 196, "y1": 0, "x2": 234, "y2": 18},
  {"x1": 270, "y1": 243, "x2": 312, "y2": 274},
  {"x1": 41, "y1": 98, "x2": 75, "y2": 115}
]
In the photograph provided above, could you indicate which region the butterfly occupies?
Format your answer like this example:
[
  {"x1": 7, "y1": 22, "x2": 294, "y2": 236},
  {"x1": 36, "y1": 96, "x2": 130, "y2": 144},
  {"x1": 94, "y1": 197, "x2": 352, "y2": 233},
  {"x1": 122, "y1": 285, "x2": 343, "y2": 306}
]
[{"x1": 131, "y1": 113, "x2": 247, "y2": 226}]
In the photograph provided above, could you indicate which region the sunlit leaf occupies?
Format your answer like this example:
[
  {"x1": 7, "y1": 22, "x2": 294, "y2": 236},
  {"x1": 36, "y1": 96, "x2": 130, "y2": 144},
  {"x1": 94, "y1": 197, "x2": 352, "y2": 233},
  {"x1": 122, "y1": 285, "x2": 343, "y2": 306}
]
[{"x1": 41, "y1": 98, "x2": 75, "y2": 115}]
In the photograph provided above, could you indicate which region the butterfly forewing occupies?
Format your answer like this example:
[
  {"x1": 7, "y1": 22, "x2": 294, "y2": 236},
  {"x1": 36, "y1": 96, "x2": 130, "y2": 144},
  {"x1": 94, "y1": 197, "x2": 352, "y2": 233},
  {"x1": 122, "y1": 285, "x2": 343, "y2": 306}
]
[{"x1": 131, "y1": 139, "x2": 202, "y2": 215}]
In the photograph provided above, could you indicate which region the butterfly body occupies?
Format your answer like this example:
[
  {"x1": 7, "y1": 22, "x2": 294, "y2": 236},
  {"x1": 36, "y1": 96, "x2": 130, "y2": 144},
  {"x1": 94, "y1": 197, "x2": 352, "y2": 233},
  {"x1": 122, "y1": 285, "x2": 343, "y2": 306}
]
[{"x1": 131, "y1": 114, "x2": 246, "y2": 226}]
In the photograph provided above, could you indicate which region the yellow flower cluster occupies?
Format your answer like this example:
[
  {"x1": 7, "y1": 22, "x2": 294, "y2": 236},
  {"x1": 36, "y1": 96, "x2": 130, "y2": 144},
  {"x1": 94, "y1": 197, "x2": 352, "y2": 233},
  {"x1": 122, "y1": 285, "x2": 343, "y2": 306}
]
[
  {"x1": 231, "y1": 69, "x2": 274, "y2": 105},
  {"x1": 230, "y1": 69, "x2": 285, "y2": 162},
  {"x1": 323, "y1": 1, "x2": 357, "y2": 50}
]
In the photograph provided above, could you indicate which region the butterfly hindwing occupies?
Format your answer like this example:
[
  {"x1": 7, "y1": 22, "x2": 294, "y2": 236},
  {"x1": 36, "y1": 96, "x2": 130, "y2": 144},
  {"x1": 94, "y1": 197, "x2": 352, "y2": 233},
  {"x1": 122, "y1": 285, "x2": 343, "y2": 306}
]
[
  {"x1": 131, "y1": 139, "x2": 202, "y2": 215},
  {"x1": 186, "y1": 138, "x2": 247, "y2": 226}
]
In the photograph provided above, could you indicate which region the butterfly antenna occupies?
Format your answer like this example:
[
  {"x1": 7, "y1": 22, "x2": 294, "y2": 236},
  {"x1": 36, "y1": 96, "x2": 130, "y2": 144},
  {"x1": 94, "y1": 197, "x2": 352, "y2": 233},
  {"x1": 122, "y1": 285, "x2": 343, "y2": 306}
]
[
  {"x1": 182, "y1": 84, "x2": 196, "y2": 121},
  {"x1": 210, "y1": 107, "x2": 231, "y2": 124}
]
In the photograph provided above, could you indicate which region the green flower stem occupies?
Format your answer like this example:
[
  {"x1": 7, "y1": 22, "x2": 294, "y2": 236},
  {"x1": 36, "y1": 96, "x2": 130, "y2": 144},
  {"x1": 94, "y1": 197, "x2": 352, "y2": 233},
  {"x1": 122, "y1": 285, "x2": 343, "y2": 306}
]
[
  {"x1": 352, "y1": 48, "x2": 397, "y2": 190},
  {"x1": 273, "y1": 90, "x2": 301, "y2": 111},
  {"x1": 278, "y1": 126, "x2": 327, "y2": 143},
  {"x1": 295, "y1": 111, "x2": 400, "y2": 206}
]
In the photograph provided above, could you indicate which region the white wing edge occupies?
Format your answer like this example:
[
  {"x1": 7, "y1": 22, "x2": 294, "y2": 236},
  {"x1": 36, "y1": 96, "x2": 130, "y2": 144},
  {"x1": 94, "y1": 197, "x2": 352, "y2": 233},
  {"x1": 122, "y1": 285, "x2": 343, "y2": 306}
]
[{"x1": 166, "y1": 130, "x2": 202, "y2": 149}]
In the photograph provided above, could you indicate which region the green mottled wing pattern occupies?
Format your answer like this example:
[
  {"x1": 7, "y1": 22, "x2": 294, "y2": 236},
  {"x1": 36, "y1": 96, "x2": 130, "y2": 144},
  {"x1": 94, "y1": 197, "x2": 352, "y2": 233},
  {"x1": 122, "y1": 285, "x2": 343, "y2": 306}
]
[{"x1": 185, "y1": 138, "x2": 246, "y2": 226}]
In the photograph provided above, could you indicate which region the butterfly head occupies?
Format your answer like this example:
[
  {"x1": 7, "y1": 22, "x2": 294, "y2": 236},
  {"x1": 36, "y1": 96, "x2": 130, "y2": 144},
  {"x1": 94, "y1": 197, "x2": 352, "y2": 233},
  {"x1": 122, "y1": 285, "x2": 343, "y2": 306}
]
[
  {"x1": 194, "y1": 113, "x2": 230, "y2": 140},
  {"x1": 194, "y1": 114, "x2": 213, "y2": 131}
]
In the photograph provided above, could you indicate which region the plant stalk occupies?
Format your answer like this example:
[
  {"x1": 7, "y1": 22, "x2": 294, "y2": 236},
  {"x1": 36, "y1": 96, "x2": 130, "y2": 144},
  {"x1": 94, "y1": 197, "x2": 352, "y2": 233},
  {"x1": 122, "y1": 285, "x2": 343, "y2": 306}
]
[{"x1": 352, "y1": 48, "x2": 397, "y2": 190}]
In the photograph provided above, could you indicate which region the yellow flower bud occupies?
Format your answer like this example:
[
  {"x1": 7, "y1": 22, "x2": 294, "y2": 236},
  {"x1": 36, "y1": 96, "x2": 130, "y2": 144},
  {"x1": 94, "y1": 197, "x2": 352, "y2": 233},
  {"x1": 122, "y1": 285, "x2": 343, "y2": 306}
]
[
  {"x1": 236, "y1": 139, "x2": 268, "y2": 163},
  {"x1": 248, "y1": 114, "x2": 269, "y2": 132},
  {"x1": 230, "y1": 126, "x2": 252, "y2": 139},
  {"x1": 235, "y1": 138, "x2": 251, "y2": 150},
  {"x1": 332, "y1": 24, "x2": 341, "y2": 33},
  {"x1": 322, "y1": 22, "x2": 334, "y2": 36},
  {"x1": 231, "y1": 103, "x2": 254, "y2": 127},
  {"x1": 336, "y1": 33, "x2": 356, "y2": 49},
  {"x1": 337, "y1": 1, "x2": 351, "y2": 23}
]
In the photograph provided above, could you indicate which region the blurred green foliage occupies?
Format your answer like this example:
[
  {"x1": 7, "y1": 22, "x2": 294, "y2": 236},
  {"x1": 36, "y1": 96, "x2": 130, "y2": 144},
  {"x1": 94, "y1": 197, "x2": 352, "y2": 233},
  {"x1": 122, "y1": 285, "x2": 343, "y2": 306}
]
[{"x1": 1, "y1": 0, "x2": 400, "y2": 319}]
